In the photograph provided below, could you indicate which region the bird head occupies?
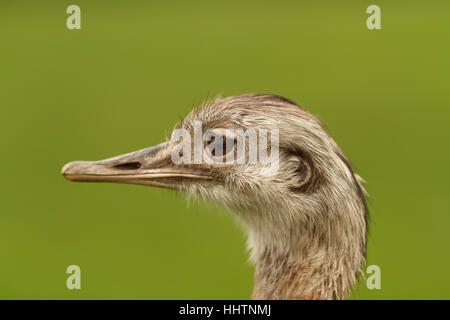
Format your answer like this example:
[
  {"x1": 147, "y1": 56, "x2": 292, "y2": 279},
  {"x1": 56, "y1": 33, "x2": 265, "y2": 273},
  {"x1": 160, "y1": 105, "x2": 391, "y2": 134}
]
[
  {"x1": 63, "y1": 94, "x2": 365, "y2": 220},
  {"x1": 62, "y1": 94, "x2": 368, "y2": 299},
  {"x1": 62, "y1": 94, "x2": 367, "y2": 266}
]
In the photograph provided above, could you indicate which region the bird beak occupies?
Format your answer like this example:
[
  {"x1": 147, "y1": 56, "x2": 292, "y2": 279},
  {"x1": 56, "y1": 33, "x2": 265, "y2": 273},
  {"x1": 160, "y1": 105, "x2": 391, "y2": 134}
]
[{"x1": 61, "y1": 142, "x2": 213, "y2": 189}]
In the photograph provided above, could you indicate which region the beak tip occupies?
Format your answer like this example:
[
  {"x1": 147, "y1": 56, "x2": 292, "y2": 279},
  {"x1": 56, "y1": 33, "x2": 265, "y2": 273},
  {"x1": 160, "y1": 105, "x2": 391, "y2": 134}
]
[
  {"x1": 61, "y1": 161, "x2": 80, "y2": 180},
  {"x1": 61, "y1": 163, "x2": 70, "y2": 176}
]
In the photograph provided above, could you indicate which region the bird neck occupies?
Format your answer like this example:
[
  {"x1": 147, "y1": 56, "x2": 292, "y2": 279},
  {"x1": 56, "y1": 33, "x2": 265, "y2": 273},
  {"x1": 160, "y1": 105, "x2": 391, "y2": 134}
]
[
  {"x1": 246, "y1": 207, "x2": 365, "y2": 300},
  {"x1": 251, "y1": 244, "x2": 348, "y2": 300}
]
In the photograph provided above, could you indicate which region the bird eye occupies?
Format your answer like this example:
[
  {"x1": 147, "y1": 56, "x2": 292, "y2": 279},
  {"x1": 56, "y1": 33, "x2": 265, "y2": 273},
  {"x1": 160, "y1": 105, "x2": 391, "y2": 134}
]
[
  {"x1": 223, "y1": 137, "x2": 236, "y2": 156},
  {"x1": 205, "y1": 135, "x2": 236, "y2": 157}
]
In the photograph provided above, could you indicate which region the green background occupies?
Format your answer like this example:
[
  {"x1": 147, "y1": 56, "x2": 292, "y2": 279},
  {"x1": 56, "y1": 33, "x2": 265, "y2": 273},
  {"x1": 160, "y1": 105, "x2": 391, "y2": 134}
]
[{"x1": 1, "y1": 0, "x2": 449, "y2": 299}]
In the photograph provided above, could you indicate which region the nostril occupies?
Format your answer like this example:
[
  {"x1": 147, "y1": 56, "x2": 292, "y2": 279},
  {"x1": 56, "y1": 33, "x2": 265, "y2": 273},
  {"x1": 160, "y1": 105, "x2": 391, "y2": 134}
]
[{"x1": 112, "y1": 162, "x2": 142, "y2": 170}]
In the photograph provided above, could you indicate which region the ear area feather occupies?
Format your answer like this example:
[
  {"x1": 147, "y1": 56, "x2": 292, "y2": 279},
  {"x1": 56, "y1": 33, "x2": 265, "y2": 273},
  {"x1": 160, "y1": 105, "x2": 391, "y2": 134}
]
[{"x1": 288, "y1": 148, "x2": 322, "y2": 193}]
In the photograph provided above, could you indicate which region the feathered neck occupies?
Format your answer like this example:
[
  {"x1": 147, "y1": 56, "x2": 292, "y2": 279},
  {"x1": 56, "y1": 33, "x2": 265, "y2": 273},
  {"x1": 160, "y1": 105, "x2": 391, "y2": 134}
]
[{"x1": 243, "y1": 186, "x2": 367, "y2": 300}]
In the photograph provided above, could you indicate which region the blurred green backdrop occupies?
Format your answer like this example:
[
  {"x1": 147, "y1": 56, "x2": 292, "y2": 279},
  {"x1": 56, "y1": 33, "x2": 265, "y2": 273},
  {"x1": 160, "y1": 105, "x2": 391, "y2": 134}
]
[{"x1": 1, "y1": 0, "x2": 449, "y2": 299}]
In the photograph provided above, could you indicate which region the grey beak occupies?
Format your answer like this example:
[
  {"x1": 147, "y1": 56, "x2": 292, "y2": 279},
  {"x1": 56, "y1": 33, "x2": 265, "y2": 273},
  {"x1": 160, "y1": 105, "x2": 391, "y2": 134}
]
[{"x1": 61, "y1": 142, "x2": 213, "y2": 188}]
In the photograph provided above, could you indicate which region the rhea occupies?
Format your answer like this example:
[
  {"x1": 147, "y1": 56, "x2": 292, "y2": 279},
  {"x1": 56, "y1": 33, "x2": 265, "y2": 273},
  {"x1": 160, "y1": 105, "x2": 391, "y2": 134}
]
[{"x1": 61, "y1": 94, "x2": 368, "y2": 300}]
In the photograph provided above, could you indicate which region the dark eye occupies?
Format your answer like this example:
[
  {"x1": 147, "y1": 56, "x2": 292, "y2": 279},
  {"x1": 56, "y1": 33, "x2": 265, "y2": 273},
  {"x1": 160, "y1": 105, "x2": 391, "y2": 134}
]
[
  {"x1": 205, "y1": 136, "x2": 236, "y2": 157},
  {"x1": 223, "y1": 137, "x2": 236, "y2": 155}
]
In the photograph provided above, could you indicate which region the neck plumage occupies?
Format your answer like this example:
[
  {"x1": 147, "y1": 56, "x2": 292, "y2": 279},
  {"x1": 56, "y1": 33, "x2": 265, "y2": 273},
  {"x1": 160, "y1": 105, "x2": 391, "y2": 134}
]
[
  {"x1": 251, "y1": 244, "x2": 358, "y2": 300},
  {"x1": 246, "y1": 198, "x2": 366, "y2": 300}
]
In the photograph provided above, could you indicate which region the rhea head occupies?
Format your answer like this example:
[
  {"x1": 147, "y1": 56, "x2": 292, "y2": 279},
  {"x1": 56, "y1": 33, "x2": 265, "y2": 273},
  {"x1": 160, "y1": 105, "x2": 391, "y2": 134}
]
[{"x1": 62, "y1": 94, "x2": 368, "y2": 300}]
